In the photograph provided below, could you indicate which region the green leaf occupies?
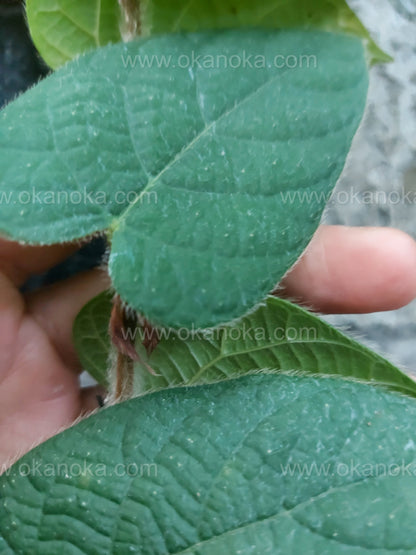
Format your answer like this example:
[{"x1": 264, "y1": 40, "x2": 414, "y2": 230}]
[
  {"x1": 26, "y1": 0, "x2": 123, "y2": 69},
  {"x1": 2, "y1": 373, "x2": 416, "y2": 553},
  {"x1": 74, "y1": 293, "x2": 416, "y2": 398},
  {"x1": 141, "y1": 0, "x2": 391, "y2": 65},
  {"x1": 26, "y1": 0, "x2": 390, "y2": 68},
  {"x1": 0, "y1": 30, "x2": 368, "y2": 328},
  {"x1": 72, "y1": 291, "x2": 112, "y2": 387}
]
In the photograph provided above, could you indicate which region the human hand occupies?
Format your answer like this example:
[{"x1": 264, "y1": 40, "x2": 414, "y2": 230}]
[{"x1": 0, "y1": 225, "x2": 415, "y2": 468}]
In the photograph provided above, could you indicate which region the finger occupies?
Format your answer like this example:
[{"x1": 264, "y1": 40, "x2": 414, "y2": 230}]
[
  {"x1": 26, "y1": 268, "x2": 111, "y2": 370},
  {"x1": 0, "y1": 238, "x2": 80, "y2": 286},
  {"x1": 0, "y1": 319, "x2": 82, "y2": 468},
  {"x1": 0, "y1": 272, "x2": 25, "y2": 372},
  {"x1": 278, "y1": 225, "x2": 416, "y2": 314}
]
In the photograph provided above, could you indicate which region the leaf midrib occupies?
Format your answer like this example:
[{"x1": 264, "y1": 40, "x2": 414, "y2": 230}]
[
  {"x1": 110, "y1": 50, "x2": 365, "y2": 233},
  {"x1": 185, "y1": 336, "x2": 402, "y2": 388},
  {"x1": 111, "y1": 70, "x2": 285, "y2": 231}
]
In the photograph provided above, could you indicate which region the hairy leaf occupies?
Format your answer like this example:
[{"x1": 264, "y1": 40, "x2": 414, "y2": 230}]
[
  {"x1": 72, "y1": 291, "x2": 112, "y2": 387},
  {"x1": 141, "y1": 0, "x2": 390, "y2": 65},
  {"x1": 73, "y1": 293, "x2": 416, "y2": 398},
  {"x1": 0, "y1": 30, "x2": 368, "y2": 328},
  {"x1": 26, "y1": 0, "x2": 123, "y2": 69},
  {"x1": 2, "y1": 374, "x2": 416, "y2": 553},
  {"x1": 26, "y1": 0, "x2": 390, "y2": 68}
]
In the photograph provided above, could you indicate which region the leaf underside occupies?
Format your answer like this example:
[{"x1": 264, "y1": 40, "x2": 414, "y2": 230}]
[
  {"x1": 2, "y1": 374, "x2": 416, "y2": 553},
  {"x1": 26, "y1": 0, "x2": 123, "y2": 69},
  {"x1": 74, "y1": 292, "x2": 416, "y2": 398},
  {"x1": 143, "y1": 0, "x2": 391, "y2": 65},
  {"x1": 72, "y1": 291, "x2": 113, "y2": 387},
  {"x1": 0, "y1": 29, "x2": 368, "y2": 329},
  {"x1": 26, "y1": 0, "x2": 390, "y2": 68}
]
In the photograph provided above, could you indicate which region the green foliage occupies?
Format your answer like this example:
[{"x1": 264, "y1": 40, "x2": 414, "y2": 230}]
[
  {"x1": 72, "y1": 291, "x2": 112, "y2": 387},
  {"x1": 2, "y1": 374, "x2": 416, "y2": 553},
  {"x1": 1, "y1": 6, "x2": 412, "y2": 552},
  {"x1": 0, "y1": 29, "x2": 368, "y2": 329},
  {"x1": 74, "y1": 293, "x2": 416, "y2": 398},
  {"x1": 26, "y1": 0, "x2": 390, "y2": 68},
  {"x1": 26, "y1": 0, "x2": 122, "y2": 69},
  {"x1": 142, "y1": 0, "x2": 391, "y2": 65}
]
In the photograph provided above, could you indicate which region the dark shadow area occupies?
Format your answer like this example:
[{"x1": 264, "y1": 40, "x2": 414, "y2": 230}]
[{"x1": 0, "y1": 0, "x2": 48, "y2": 107}]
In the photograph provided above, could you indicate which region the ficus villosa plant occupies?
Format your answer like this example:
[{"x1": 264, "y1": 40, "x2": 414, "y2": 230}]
[{"x1": 0, "y1": 0, "x2": 415, "y2": 553}]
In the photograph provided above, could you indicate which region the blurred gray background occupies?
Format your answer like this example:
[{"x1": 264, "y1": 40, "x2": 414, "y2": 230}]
[{"x1": 322, "y1": 0, "x2": 416, "y2": 375}]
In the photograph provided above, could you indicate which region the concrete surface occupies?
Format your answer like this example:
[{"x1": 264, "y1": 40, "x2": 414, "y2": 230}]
[{"x1": 323, "y1": 0, "x2": 416, "y2": 375}]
